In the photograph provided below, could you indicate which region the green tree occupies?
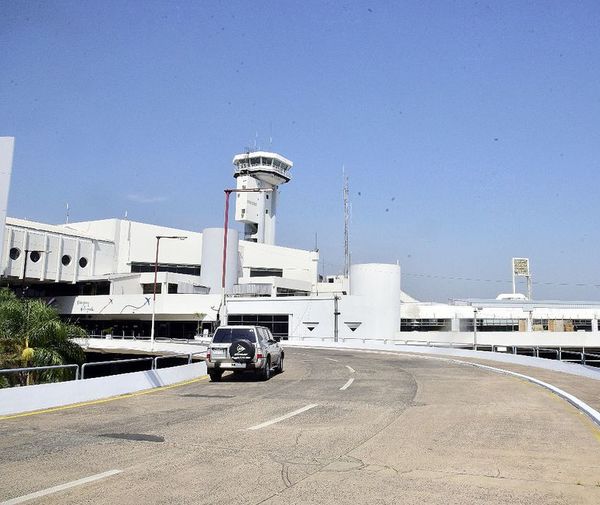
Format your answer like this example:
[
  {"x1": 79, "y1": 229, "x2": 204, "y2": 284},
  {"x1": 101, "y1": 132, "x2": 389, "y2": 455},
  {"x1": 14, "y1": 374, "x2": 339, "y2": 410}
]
[{"x1": 0, "y1": 288, "x2": 86, "y2": 386}]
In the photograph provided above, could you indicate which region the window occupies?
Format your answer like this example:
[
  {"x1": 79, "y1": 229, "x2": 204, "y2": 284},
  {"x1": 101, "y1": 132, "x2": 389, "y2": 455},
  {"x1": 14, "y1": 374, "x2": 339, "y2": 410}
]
[
  {"x1": 250, "y1": 267, "x2": 283, "y2": 277},
  {"x1": 130, "y1": 262, "x2": 201, "y2": 276},
  {"x1": 212, "y1": 327, "x2": 256, "y2": 343},
  {"x1": 228, "y1": 314, "x2": 289, "y2": 339},
  {"x1": 142, "y1": 283, "x2": 161, "y2": 294},
  {"x1": 168, "y1": 283, "x2": 178, "y2": 294},
  {"x1": 61, "y1": 255, "x2": 71, "y2": 266},
  {"x1": 79, "y1": 257, "x2": 88, "y2": 268},
  {"x1": 401, "y1": 319, "x2": 452, "y2": 331},
  {"x1": 29, "y1": 251, "x2": 41, "y2": 263},
  {"x1": 9, "y1": 247, "x2": 20, "y2": 260}
]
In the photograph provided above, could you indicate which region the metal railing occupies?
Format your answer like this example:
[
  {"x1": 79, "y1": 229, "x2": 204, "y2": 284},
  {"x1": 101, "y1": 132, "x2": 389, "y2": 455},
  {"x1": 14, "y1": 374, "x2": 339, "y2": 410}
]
[
  {"x1": 294, "y1": 335, "x2": 600, "y2": 368},
  {"x1": 0, "y1": 363, "x2": 79, "y2": 381},
  {"x1": 0, "y1": 350, "x2": 206, "y2": 387},
  {"x1": 153, "y1": 351, "x2": 205, "y2": 369},
  {"x1": 85, "y1": 334, "x2": 208, "y2": 345},
  {"x1": 81, "y1": 357, "x2": 154, "y2": 379}
]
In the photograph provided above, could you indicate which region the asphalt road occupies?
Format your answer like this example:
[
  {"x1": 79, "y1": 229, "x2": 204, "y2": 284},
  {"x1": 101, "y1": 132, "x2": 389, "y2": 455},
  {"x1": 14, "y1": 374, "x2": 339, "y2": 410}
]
[{"x1": 1, "y1": 347, "x2": 600, "y2": 505}]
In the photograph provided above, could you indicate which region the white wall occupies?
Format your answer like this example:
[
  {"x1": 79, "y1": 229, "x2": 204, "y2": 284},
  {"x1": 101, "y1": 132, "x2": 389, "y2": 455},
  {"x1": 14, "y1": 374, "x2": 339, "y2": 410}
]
[
  {"x1": 65, "y1": 219, "x2": 204, "y2": 274},
  {"x1": 0, "y1": 137, "x2": 14, "y2": 274},
  {"x1": 239, "y1": 240, "x2": 319, "y2": 286},
  {"x1": 55, "y1": 293, "x2": 222, "y2": 321},
  {"x1": 0, "y1": 361, "x2": 207, "y2": 416},
  {"x1": 2, "y1": 219, "x2": 114, "y2": 283}
]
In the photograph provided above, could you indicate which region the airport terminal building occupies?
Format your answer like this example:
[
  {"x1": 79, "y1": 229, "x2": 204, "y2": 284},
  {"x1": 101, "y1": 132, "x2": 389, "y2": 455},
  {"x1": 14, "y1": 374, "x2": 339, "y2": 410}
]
[{"x1": 2, "y1": 139, "x2": 600, "y2": 345}]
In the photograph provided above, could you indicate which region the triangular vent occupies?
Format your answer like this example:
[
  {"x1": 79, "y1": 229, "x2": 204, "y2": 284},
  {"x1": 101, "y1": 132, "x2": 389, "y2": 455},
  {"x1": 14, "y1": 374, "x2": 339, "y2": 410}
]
[
  {"x1": 303, "y1": 321, "x2": 319, "y2": 332},
  {"x1": 344, "y1": 321, "x2": 362, "y2": 332}
]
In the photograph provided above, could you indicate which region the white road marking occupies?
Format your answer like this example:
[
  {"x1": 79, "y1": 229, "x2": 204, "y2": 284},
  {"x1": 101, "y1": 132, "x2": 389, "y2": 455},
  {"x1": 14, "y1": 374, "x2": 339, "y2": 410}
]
[
  {"x1": 345, "y1": 365, "x2": 356, "y2": 373},
  {"x1": 247, "y1": 404, "x2": 318, "y2": 430},
  {"x1": 340, "y1": 378, "x2": 354, "y2": 391},
  {"x1": 324, "y1": 357, "x2": 339, "y2": 362},
  {"x1": 1, "y1": 470, "x2": 122, "y2": 505}
]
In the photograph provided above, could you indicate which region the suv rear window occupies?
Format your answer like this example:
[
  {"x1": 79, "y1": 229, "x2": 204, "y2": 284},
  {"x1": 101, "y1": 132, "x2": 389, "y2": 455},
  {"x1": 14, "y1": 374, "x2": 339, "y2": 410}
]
[{"x1": 212, "y1": 328, "x2": 256, "y2": 343}]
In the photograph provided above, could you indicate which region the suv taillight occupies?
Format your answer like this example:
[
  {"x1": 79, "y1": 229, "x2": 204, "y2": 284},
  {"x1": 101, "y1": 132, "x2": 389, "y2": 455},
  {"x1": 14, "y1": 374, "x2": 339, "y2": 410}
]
[{"x1": 206, "y1": 351, "x2": 211, "y2": 361}]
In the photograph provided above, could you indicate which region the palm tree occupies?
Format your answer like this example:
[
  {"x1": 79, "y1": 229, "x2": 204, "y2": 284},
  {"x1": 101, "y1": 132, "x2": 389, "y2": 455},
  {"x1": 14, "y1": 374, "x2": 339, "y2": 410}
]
[{"x1": 0, "y1": 288, "x2": 86, "y2": 386}]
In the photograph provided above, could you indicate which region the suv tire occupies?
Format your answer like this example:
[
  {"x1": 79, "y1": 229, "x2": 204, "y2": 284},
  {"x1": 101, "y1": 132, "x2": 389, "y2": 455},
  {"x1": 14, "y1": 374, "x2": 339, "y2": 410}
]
[
  {"x1": 209, "y1": 370, "x2": 223, "y2": 382},
  {"x1": 275, "y1": 355, "x2": 284, "y2": 374},
  {"x1": 258, "y1": 357, "x2": 271, "y2": 381}
]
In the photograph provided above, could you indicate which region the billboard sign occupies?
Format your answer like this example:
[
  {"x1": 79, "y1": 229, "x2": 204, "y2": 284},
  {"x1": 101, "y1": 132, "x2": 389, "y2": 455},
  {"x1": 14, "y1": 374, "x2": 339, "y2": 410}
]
[{"x1": 512, "y1": 257, "x2": 530, "y2": 277}]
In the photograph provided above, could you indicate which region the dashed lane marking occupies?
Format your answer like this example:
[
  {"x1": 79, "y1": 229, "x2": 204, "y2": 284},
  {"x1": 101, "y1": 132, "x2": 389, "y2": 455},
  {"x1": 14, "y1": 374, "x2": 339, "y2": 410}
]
[
  {"x1": 0, "y1": 469, "x2": 122, "y2": 505},
  {"x1": 345, "y1": 365, "x2": 356, "y2": 373},
  {"x1": 340, "y1": 378, "x2": 354, "y2": 391},
  {"x1": 247, "y1": 404, "x2": 318, "y2": 430}
]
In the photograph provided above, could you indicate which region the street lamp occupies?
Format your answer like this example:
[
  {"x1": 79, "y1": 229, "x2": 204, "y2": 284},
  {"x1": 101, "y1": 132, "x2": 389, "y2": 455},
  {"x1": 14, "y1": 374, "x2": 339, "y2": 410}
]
[
  {"x1": 219, "y1": 188, "x2": 272, "y2": 326},
  {"x1": 473, "y1": 306, "x2": 482, "y2": 350},
  {"x1": 150, "y1": 235, "x2": 187, "y2": 351}
]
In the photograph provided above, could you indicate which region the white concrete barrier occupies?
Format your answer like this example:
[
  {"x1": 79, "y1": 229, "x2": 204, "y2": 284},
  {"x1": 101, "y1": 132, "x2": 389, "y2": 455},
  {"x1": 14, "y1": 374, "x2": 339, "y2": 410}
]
[{"x1": 0, "y1": 361, "x2": 207, "y2": 417}]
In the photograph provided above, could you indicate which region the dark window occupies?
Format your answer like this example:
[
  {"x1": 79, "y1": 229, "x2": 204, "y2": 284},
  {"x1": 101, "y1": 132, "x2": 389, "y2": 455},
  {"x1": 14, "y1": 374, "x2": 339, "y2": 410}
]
[
  {"x1": 401, "y1": 319, "x2": 452, "y2": 332},
  {"x1": 250, "y1": 268, "x2": 283, "y2": 277},
  {"x1": 29, "y1": 251, "x2": 41, "y2": 263},
  {"x1": 212, "y1": 327, "x2": 256, "y2": 343},
  {"x1": 130, "y1": 262, "x2": 201, "y2": 276},
  {"x1": 168, "y1": 283, "x2": 178, "y2": 294},
  {"x1": 276, "y1": 287, "x2": 310, "y2": 297},
  {"x1": 142, "y1": 283, "x2": 161, "y2": 294},
  {"x1": 79, "y1": 257, "x2": 88, "y2": 268},
  {"x1": 228, "y1": 314, "x2": 289, "y2": 339},
  {"x1": 572, "y1": 319, "x2": 592, "y2": 331},
  {"x1": 9, "y1": 248, "x2": 20, "y2": 260},
  {"x1": 459, "y1": 318, "x2": 520, "y2": 332},
  {"x1": 61, "y1": 255, "x2": 71, "y2": 266}
]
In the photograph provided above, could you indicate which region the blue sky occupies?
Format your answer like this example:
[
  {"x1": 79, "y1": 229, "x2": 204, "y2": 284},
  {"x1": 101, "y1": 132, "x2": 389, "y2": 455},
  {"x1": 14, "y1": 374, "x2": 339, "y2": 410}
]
[{"x1": 2, "y1": 0, "x2": 600, "y2": 301}]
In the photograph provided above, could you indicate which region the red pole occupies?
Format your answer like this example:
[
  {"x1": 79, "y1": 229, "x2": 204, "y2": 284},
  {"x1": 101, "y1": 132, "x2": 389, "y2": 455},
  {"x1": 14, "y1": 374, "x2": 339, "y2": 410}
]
[{"x1": 222, "y1": 190, "x2": 231, "y2": 290}]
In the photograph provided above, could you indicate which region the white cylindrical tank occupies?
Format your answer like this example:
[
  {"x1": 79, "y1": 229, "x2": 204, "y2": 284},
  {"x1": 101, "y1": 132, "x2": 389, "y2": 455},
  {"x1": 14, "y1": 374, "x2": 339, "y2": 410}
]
[
  {"x1": 350, "y1": 263, "x2": 401, "y2": 337},
  {"x1": 200, "y1": 228, "x2": 239, "y2": 294}
]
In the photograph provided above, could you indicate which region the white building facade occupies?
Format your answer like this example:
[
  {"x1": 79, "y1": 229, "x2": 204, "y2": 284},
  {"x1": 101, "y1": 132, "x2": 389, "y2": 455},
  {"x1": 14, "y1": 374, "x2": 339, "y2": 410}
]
[{"x1": 2, "y1": 146, "x2": 600, "y2": 346}]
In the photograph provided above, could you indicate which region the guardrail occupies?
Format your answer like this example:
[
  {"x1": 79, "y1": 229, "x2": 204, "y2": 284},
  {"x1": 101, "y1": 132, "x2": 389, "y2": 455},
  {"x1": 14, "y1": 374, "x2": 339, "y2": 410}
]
[
  {"x1": 81, "y1": 357, "x2": 154, "y2": 379},
  {"x1": 0, "y1": 351, "x2": 207, "y2": 387},
  {"x1": 0, "y1": 364, "x2": 79, "y2": 381},
  {"x1": 86, "y1": 334, "x2": 208, "y2": 345},
  {"x1": 153, "y1": 351, "x2": 205, "y2": 370},
  {"x1": 294, "y1": 336, "x2": 600, "y2": 368}
]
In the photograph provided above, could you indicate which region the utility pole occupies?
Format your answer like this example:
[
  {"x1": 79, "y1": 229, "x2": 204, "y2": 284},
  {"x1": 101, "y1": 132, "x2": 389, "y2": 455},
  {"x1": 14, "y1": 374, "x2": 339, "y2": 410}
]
[
  {"x1": 333, "y1": 295, "x2": 340, "y2": 343},
  {"x1": 343, "y1": 168, "x2": 350, "y2": 278}
]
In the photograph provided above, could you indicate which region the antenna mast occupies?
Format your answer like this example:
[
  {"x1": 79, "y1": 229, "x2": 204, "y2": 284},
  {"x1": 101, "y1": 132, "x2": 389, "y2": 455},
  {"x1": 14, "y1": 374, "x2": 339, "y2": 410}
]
[{"x1": 343, "y1": 167, "x2": 350, "y2": 277}]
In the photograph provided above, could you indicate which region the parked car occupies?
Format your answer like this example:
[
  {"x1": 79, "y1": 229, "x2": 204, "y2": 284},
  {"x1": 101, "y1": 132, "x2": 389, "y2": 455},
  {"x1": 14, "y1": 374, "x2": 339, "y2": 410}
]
[{"x1": 206, "y1": 325, "x2": 284, "y2": 382}]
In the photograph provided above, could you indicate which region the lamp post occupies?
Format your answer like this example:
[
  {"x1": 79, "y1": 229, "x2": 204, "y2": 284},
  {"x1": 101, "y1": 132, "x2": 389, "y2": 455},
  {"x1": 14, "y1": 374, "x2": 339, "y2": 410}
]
[
  {"x1": 150, "y1": 235, "x2": 187, "y2": 351},
  {"x1": 473, "y1": 307, "x2": 482, "y2": 350},
  {"x1": 220, "y1": 188, "x2": 272, "y2": 326}
]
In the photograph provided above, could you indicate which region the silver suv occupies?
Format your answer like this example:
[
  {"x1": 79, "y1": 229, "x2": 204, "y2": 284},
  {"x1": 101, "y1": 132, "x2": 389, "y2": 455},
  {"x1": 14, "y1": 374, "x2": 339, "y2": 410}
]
[{"x1": 206, "y1": 325, "x2": 284, "y2": 382}]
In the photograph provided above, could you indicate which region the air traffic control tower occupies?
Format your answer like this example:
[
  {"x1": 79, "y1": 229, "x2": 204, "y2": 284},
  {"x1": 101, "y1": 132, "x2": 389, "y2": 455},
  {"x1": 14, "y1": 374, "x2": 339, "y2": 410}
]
[{"x1": 232, "y1": 151, "x2": 293, "y2": 245}]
